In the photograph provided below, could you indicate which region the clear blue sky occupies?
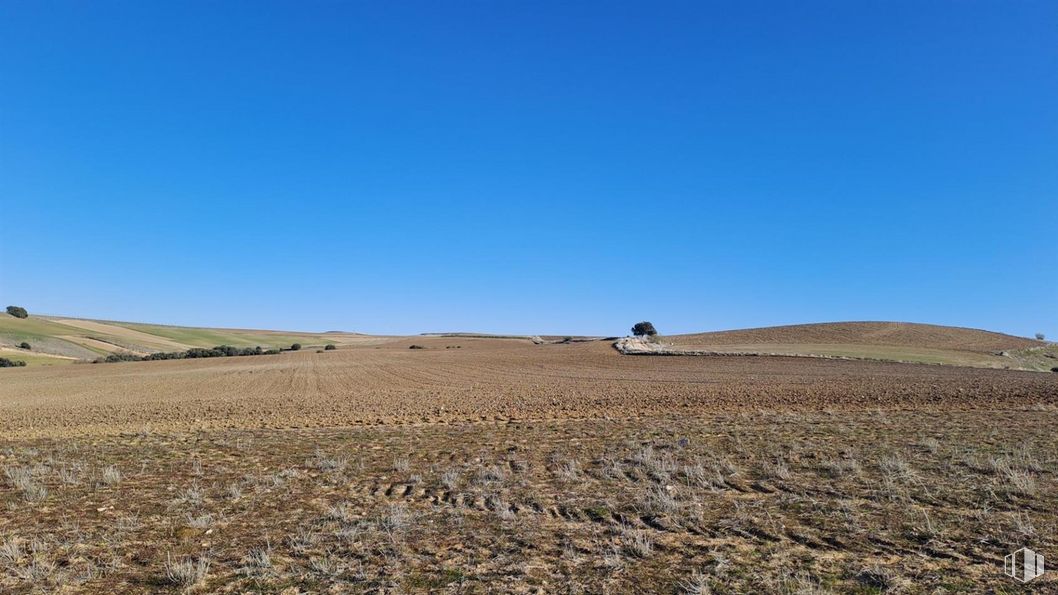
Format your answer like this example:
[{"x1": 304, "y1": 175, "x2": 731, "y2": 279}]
[{"x1": 1, "y1": 2, "x2": 1055, "y2": 337}]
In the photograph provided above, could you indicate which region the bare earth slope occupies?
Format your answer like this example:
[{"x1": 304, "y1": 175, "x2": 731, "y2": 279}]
[
  {"x1": 662, "y1": 322, "x2": 1054, "y2": 371},
  {"x1": 671, "y1": 321, "x2": 1037, "y2": 352}
]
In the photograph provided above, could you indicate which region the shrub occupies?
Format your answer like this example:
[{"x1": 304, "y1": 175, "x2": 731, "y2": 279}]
[
  {"x1": 324, "y1": 344, "x2": 337, "y2": 351},
  {"x1": 5, "y1": 306, "x2": 28, "y2": 319},
  {"x1": 408, "y1": 345, "x2": 425, "y2": 349},
  {"x1": 99, "y1": 345, "x2": 271, "y2": 363},
  {"x1": 631, "y1": 321, "x2": 658, "y2": 337},
  {"x1": 103, "y1": 352, "x2": 144, "y2": 363},
  {"x1": 1036, "y1": 333, "x2": 1046, "y2": 341},
  {"x1": 1052, "y1": 367, "x2": 1058, "y2": 373},
  {"x1": 18, "y1": 342, "x2": 31, "y2": 350},
  {"x1": 290, "y1": 343, "x2": 302, "y2": 351},
  {"x1": 264, "y1": 348, "x2": 281, "y2": 355},
  {"x1": 0, "y1": 357, "x2": 27, "y2": 367},
  {"x1": 143, "y1": 351, "x2": 184, "y2": 360}
]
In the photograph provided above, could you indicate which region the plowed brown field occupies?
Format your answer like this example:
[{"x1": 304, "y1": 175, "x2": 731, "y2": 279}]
[
  {"x1": 3, "y1": 336, "x2": 1058, "y2": 592},
  {"x1": 670, "y1": 321, "x2": 1037, "y2": 352},
  {"x1": 2, "y1": 336, "x2": 1055, "y2": 439}
]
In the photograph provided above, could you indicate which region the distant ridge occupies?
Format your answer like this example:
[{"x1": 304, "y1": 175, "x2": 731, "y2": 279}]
[
  {"x1": 641, "y1": 321, "x2": 1055, "y2": 372},
  {"x1": 670, "y1": 321, "x2": 1037, "y2": 353}
]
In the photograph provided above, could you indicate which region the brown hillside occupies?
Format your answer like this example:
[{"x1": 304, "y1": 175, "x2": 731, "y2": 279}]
[{"x1": 669, "y1": 322, "x2": 1037, "y2": 353}]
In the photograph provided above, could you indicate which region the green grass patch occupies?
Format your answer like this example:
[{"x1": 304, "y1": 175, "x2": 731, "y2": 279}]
[
  {"x1": 0, "y1": 315, "x2": 87, "y2": 340},
  {"x1": 112, "y1": 322, "x2": 334, "y2": 349},
  {"x1": 0, "y1": 352, "x2": 76, "y2": 367}
]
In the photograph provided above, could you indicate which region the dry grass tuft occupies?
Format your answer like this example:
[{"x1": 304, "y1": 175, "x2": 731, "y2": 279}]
[
  {"x1": 164, "y1": 553, "x2": 210, "y2": 587},
  {"x1": 101, "y1": 465, "x2": 122, "y2": 486}
]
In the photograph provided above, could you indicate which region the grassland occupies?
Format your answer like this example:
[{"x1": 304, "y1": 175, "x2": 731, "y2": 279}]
[
  {"x1": 1, "y1": 337, "x2": 1056, "y2": 592},
  {"x1": 0, "y1": 348, "x2": 75, "y2": 367},
  {"x1": 0, "y1": 314, "x2": 381, "y2": 366},
  {"x1": 110, "y1": 321, "x2": 352, "y2": 350}
]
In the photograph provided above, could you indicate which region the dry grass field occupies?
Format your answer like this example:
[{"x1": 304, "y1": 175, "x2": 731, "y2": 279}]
[{"x1": 2, "y1": 336, "x2": 1057, "y2": 592}]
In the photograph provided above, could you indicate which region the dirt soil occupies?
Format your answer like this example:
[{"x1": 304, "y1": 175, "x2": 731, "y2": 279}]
[
  {"x1": 1, "y1": 337, "x2": 1056, "y2": 439},
  {"x1": 670, "y1": 321, "x2": 1039, "y2": 353},
  {"x1": 2, "y1": 336, "x2": 1057, "y2": 592}
]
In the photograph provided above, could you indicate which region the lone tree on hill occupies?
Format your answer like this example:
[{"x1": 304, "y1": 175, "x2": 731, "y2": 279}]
[
  {"x1": 1036, "y1": 332, "x2": 1046, "y2": 341},
  {"x1": 631, "y1": 321, "x2": 658, "y2": 337},
  {"x1": 6, "y1": 306, "x2": 28, "y2": 319}
]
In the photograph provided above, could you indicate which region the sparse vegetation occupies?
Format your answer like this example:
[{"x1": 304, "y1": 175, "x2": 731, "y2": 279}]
[
  {"x1": 6, "y1": 305, "x2": 28, "y2": 319},
  {"x1": 0, "y1": 357, "x2": 27, "y2": 367},
  {"x1": 0, "y1": 409, "x2": 1054, "y2": 591}
]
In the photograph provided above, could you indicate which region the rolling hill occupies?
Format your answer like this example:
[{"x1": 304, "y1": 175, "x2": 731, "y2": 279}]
[
  {"x1": 2, "y1": 314, "x2": 1053, "y2": 372},
  {"x1": 0, "y1": 314, "x2": 381, "y2": 366},
  {"x1": 663, "y1": 321, "x2": 1055, "y2": 371}
]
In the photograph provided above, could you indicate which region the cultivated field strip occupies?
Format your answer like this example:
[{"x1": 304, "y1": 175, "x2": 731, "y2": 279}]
[{"x1": 1, "y1": 338, "x2": 1056, "y2": 438}]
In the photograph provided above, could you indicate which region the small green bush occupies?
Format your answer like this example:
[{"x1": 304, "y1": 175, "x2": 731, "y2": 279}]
[
  {"x1": 0, "y1": 357, "x2": 27, "y2": 367},
  {"x1": 409, "y1": 345, "x2": 425, "y2": 350},
  {"x1": 290, "y1": 343, "x2": 302, "y2": 351},
  {"x1": 18, "y1": 342, "x2": 31, "y2": 350},
  {"x1": 6, "y1": 306, "x2": 28, "y2": 319},
  {"x1": 324, "y1": 344, "x2": 337, "y2": 351}
]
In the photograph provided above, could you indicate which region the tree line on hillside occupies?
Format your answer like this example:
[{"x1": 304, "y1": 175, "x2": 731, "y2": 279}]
[
  {"x1": 96, "y1": 345, "x2": 281, "y2": 363},
  {"x1": 93, "y1": 342, "x2": 325, "y2": 363}
]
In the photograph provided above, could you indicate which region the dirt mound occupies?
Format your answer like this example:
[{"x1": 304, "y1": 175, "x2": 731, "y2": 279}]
[{"x1": 670, "y1": 322, "x2": 1036, "y2": 354}]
